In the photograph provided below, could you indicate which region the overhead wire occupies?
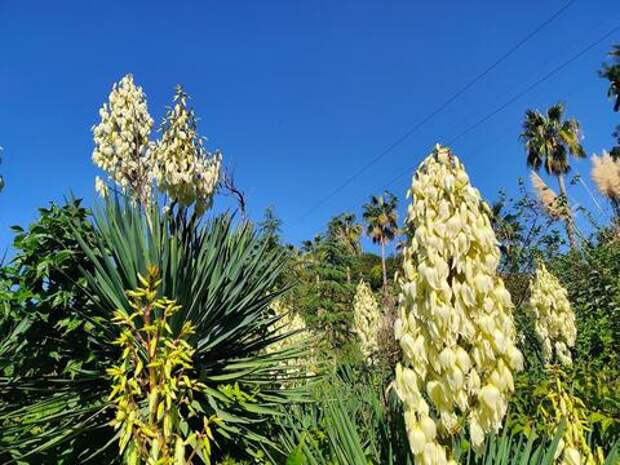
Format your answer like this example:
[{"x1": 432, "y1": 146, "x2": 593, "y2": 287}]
[{"x1": 298, "y1": 0, "x2": 577, "y2": 222}]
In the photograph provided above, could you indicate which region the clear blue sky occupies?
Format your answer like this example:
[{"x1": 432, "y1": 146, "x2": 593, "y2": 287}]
[{"x1": 1, "y1": 1, "x2": 619, "y2": 254}]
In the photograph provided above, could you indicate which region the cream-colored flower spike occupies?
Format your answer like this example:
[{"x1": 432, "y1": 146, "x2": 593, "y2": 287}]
[
  {"x1": 267, "y1": 300, "x2": 317, "y2": 378},
  {"x1": 268, "y1": 300, "x2": 307, "y2": 356},
  {"x1": 92, "y1": 74, "x2": 154, "y2": 204},
  {"x1": 353, "y1": 280, "x2": 381, "y2": 361},
  {"x1": 153, "y1": 86, "x2": 221, "y2": 216},
  {"x1": 528, "y1": 264, "x2": 576, "y2": 367},
  {"x1": 395, "y1": 144, "x2": 523, "y2": 464}
]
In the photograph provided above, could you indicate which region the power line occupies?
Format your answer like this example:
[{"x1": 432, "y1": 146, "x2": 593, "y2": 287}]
[
  {"x1": 298, "y1": 0, "x2": 576, "y2": 222},
  {"x1": 374, "y1": 24, "x2": 620, "y2": 194}
]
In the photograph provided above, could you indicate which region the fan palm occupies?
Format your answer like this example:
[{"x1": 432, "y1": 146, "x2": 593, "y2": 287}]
[
  {"x1": 600, "y1": 44, "x2": 620, "y2": 112},
  {"x1": 600, "y1": 44, "x2": 620, "y2": 158},
  {"x1": 0, "y1": 197, "x2": 307, "y2": 464},
  {"x1": 327, "y1": 213, "x2": 363, "y2": 257},
  {"x1": 520, "y1": 103, "x2": 585, "y2": 249},
  {"x1": 362, "y1": 192, "x2": 398, "y2": 290}
]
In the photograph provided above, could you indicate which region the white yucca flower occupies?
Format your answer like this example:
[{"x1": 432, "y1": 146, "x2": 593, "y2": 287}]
[
  {"x1": 92, "y1": 77, "x2": 222, "y2": 215},
  {"x1": 530, "y1": 171, "x2": 566, "y2": 220},
  {"x1": 92, "y1": 74, "x2": 154, "y2": 204},
  {"x1": 268, "y1": 300, "x2": 321, "y2": 375},
  {"x1": 268, "y1": 300, "x2": 308, "y2": 356},
  {"x1": 395, "y1": 144, "x2": 523, "y2": 464},
  {"x1": 591, "y1": 151, "x2": 620, "y2": 218},
  {"x1": 152, "y1": 86, "x2": 221, "y2": 215},
  {"x1": 528, "y1": 264, "x2": 576, "y2": 367},
  {"x1": 353, "y1": 280, "x2": 381, "y2": 362}
]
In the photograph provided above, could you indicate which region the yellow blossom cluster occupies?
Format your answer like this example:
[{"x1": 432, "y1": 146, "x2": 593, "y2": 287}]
[
  {"x1": 108, "y1": 266, "x2": 218, "y2": 464},
  {"x1": 92, "y1": 74, "x2": 154, "y2": 204},
  {"x1": 153, "y1": 87, "x2": 221, "y2": 215},
  {"x1": 395, "y1": 145, "x2": 523, "y2": 464},
  {"x1": 528, "y1": 264, "x2": 576, "y2": 367},
  {"x1": 353, "y1": 280, "x2": 381, "y2": 361},
  {"x1": 544, "y1": 377, "x2": 603, "y2": 465}
]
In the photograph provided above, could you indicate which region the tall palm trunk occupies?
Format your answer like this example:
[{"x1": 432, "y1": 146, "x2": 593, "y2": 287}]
[
  {"x1": 380, "y1": 239, "x2": 388, "y2": 291},
  {"x1": 557, "y1": 173, "x2": 578, "y2": 249}
]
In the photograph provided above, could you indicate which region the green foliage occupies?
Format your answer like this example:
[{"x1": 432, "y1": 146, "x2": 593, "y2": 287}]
[
  {"x1": 489, "y1": 182, "x2": 620, "y2": 460},
  {"x1": 0, "y1": 200, "x2": 112, "y2": 463},
  {"x1": 491, "y1": 182, "x2": 563, "y2": 275},
  {"x1": 550, "y1": 238, "x2": 620, "y2": 368},
  {"x1": 291, "y1": 236, "x2": 356, "y2": 354},
  {"x1": 277, "y1": 366, "x2": 412, "y2": 465},
  {"x1": 0, "y1": 199, "x2": 99, "y2": 379},
  {"x1": 0, "y1": 197, "x2": 306, "y2": 464},
  {"x1": 510, "y1": 367, "x2": 619, "y2": 451},
  {"x1": 258, "y1": 205, "x2": 283, "y2": 249},
  {"x1": 326, "y1": 213, "x2": 363, "y2": 256},
  {"x1": 276, "y1": 366, "x2": 619, "y2": 465}
]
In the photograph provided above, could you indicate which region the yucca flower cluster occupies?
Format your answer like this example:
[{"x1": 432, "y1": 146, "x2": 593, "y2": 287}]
[
  {"x1": 395, "y1": 145, "x2": 523, "y2": 464},
  {"x1": 92, "y1": 75, "x2": 221, "y2": 214},
  {"x1": 528, "y1": 266, "x2": 597, "y2": 465},
  {"x1": 153, "y1": 86, "x2": 222, "y2": 215},
  {"x1": 353, "y1": 279, "x2": 381, "y2": 361},
  {"x1": 268, "y1": 300, "x2": 316, "y2": 380},
  {"x1": 92, "y1": 74, "x2": 154, "y2": 204},
  {"x1": 268, "y1": 300, "x2": 308, "y2": 356},
  {"x1": 528, "y1": 264, "x2": 576, "y2": 367}
]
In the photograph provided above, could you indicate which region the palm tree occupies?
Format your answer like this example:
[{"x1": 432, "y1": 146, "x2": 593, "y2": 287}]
[
  {"x1": 600, "y1": 44, "x2": 620, "y2": 112},
  {"x1": 326, "y1": 212, "x2": 363, "y2": 284},
  {"x1": 600, "y1": 44, "x2": 620, "y2": 158},
  {"x1": 363, "y1": 191, "x2": 398, "y2": 290},
  {"x1": 520, "y1": 103, "x2": 585, "y2": 249},
  {"x1": 327, "y1": 212, "x2": 363, "y2": 256}
]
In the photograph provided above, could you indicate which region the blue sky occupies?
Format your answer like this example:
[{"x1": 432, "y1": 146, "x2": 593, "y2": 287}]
[{"x1": 1, "y1": 1, "x2": 619, "y2": 255}]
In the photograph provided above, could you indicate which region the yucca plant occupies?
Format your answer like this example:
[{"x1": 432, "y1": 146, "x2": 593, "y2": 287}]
[
  {"x1": 0, "y1": 197, "x2": 307, "y2": 464},
  {"x1": 279, "y1": 389, "x2": 619, "y2": 465},
  {"x1": 276, "y1": 366, "x2": 413, "y2": 465}
]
